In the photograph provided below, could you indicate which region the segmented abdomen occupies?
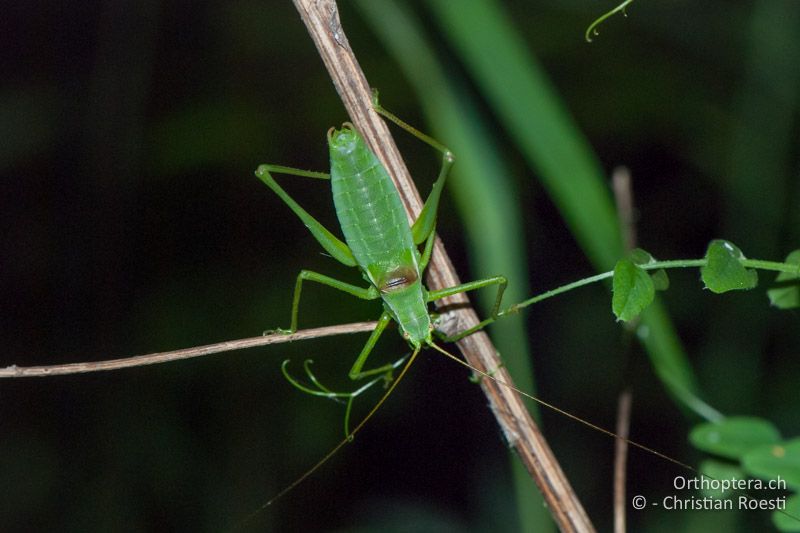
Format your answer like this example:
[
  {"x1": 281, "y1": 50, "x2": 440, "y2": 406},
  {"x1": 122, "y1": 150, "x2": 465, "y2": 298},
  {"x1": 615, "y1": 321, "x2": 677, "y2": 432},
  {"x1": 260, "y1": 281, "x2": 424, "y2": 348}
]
[{"x1": 329, "y1": 128, "x2": 416, "y2": 286}]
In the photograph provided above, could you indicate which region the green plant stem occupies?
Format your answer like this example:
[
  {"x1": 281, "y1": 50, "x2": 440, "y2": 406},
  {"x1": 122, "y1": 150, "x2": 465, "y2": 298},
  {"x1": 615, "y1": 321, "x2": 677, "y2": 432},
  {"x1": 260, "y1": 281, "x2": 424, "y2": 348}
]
[
  {"x1": 506, "y1": 272, "x2": 613, "y2": 313},
  {"x1": 494, "y1": 257, "x2": 798, "y2": 320},
  {"x1": 741, "y1": 259, "x2": 799, "y2": 273},
  {"x1": 585, "y1": 0, "x2": 636, "y2": 42}
]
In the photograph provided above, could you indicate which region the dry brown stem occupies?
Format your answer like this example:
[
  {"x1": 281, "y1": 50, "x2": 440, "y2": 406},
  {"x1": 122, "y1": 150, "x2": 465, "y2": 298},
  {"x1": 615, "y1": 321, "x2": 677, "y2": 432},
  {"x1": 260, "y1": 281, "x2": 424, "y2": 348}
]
[
  {"x1": 614, "y1": 391, "x2": 633, "y2": 533},
  {"x1": 0, "y1": 322, "x2": 377, "y2": 377},
  {"x1": 292, "y1": 1, "x2": 593, "y2": 531}
]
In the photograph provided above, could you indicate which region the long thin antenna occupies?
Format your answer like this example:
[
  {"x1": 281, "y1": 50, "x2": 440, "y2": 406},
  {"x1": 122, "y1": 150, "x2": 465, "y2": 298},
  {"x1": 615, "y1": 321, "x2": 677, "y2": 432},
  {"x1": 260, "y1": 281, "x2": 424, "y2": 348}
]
[
  {"x1": 428, "y1": 342, "x2": 800, "y2": 526},
  {"x1": 234, "y1": 347, "x2": 422, "y2": 530},
  {"x1": 426, "y1": 342, "x2": 696, "y2": 472}
]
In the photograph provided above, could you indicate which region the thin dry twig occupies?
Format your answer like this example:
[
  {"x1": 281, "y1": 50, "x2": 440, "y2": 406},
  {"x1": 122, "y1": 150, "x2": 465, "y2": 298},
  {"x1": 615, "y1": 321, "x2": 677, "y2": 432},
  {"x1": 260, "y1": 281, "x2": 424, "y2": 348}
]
[
  {"x1": 292, "y1": 1, "x2": 593, "y2": 531},
  {"x1": 612, "y1": 166, "x2": 636, "y2": 252},
  {"x1": 614, "y1": 390, "x2": 633, "y2": 533},
  {"x1": 0, "y1": 322, "x2": 377, "y2": 378}
]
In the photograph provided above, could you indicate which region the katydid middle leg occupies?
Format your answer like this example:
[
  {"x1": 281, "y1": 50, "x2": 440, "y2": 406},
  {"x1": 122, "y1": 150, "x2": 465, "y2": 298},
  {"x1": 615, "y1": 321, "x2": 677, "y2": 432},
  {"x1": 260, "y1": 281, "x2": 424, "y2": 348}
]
[
  {"x1": 427, "y1": 276, "x2": 509, "y2": 342},
  {"x1": 276, "y1": 270, "x2": 379, "y2": 334}
]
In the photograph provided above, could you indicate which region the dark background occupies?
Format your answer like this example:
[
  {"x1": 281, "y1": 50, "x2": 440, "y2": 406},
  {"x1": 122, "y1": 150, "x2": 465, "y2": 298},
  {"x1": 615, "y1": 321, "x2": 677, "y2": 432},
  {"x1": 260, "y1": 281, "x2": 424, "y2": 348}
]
[{"x1": 1, "y1": 1, "x2": 798, "y2": 531}]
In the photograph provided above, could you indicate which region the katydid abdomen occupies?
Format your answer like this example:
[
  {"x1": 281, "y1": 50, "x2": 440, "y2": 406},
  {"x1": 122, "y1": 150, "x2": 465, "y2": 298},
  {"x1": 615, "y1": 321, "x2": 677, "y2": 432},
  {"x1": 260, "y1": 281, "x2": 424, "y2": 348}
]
[{"x1": 328, "y1": 124, "x2": 431, "y2": 347}]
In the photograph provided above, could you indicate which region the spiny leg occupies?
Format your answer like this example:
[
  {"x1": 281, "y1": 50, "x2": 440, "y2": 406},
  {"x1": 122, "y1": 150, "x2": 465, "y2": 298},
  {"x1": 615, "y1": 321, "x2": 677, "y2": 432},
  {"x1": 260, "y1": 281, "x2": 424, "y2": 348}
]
[
  {"x1": 372, "y1": 93, "x2": 454, "y2": 246},
  {"x1": 255, "y1": 164, "x2": 356, "y2": 267},
  {"x1": 427, "y1": 276, "x2": 508, "y2": 342}
]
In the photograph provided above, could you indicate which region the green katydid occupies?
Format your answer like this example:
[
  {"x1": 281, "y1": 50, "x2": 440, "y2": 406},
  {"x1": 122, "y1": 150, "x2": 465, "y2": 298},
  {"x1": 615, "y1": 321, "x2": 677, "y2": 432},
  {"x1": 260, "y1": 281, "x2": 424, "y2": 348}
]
[
  {"x1": 253, "y1": 102, "x2": 767, "y2": 520},
  {"x1": 255, "y1": 101, "x2": 508, "y2": 434}
]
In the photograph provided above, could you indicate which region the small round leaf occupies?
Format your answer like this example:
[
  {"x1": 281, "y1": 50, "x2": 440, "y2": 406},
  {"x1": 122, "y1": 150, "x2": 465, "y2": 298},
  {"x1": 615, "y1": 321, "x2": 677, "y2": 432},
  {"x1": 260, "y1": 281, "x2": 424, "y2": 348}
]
[
  {"x1": 690, "y1": 416, "x2": 781, "y2": 460},
  {"x1": 629, "y1": 248, "x2": 669, "y2": 290},
  {"x1": 701, "y1": 240, "x2": 758, "y2": 293},
  {"x1": 699, "y1": 459, "x2": 745, "y2": 499},
  {"x1": 773, "y1": 493, "x2": 800, "y2": 531},
  {"x1": 767, "y1": 250, "x2": 800, "y2": 310},
  {"x1": 743, "y1": 438, "x2": 800, "y2": 490},
  {"x1": 612, "y1": 258, "x2": 655, "y2": 322}
]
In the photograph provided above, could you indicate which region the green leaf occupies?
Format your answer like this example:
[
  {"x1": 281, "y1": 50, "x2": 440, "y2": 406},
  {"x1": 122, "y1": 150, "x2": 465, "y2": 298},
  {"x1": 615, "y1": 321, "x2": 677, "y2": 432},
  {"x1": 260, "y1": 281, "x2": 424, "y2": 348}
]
[
  {"x1": 773, "y1": 493, "x2": 800, "y2": 531},
  {"x1": 690, "y1": 416, "x2": 781, "y2": 460},
  {"x1": 650, "y1": 269, "x2": 670, "y2": 291},
  {"x1": 743, "y1": 438, "x2": 800, "y2": 490},
  {"x1": 612, "y1": 258, "x2": 655, "y2": 321},
  {"x1": 767, "y1": 250, "x2": 800, "y2": 309},
  {"x1": 699, "y1": 459, "x2": 745, "y2": 499},
  {"x1": 427, "y1": 0, "x2": 714, "y2": 421},
  {"x1": 701, "y1": 240, "x2": 759, "y2": 293},
  {"x1": 630, "y1": 248, "x2": 670, "y2": 291}
]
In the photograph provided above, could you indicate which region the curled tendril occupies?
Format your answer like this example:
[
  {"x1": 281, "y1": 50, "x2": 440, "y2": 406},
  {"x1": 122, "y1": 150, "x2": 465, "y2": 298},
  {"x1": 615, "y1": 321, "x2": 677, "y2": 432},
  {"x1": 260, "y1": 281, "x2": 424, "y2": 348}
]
[{"x1": 585, "y1": 0, "x2": 636, "y2": 42}]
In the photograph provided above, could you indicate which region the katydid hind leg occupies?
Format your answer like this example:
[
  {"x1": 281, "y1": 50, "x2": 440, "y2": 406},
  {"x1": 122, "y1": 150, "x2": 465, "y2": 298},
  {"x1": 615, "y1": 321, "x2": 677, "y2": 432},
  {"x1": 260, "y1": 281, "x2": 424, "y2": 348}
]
[
  {"x1": 255, "y1": 164, "x2": 356, "y2": 267},
  {"x1": 427, "y1": 276, "x2": 508, "y2": 342},
  {"x1": 411, "y1": 151, "x2": 453, "y2": 246},
  {"x1": 371, "y1": 99, "x2": 455, "y2": 245},
  {"x1": 418, "y1": 226, "x2": 437, "y2": 271}
]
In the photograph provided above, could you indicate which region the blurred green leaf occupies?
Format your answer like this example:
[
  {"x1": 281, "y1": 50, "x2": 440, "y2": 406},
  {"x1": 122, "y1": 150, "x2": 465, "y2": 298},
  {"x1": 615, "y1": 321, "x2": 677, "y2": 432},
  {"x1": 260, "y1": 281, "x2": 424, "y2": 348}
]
[
  {"x1": 701, "y1": 240, "x2": 759, "y2": 293},
  {"x1": 690, "y1": 416, "x2": 781, "y2": 460},
  {"x1": 743, "y1": 438, "x2": 800, "y2": 490},
  {"x1": 612, "y1": 258, "x2": 654, "y2": 321},
  {"x1": 773, "y1": 493, "x2": 800, "y2": 532},
  {"x1": 630, "y1": 248, "x2": 670, "y2": 290},
  {"x1": 767, "y1": 250, "x2": 800, "y2": 309},
  {"x1": 698, "y1": 459, "x2": 745, "y2": 499}
]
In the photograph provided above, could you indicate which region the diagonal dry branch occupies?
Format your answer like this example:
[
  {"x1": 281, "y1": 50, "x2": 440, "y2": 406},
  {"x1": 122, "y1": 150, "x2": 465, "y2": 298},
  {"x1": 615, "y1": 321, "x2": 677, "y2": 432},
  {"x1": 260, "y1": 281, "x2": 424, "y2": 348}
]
[{"x1": 291, "y1": 1, "x2": 594, "y2": 531}]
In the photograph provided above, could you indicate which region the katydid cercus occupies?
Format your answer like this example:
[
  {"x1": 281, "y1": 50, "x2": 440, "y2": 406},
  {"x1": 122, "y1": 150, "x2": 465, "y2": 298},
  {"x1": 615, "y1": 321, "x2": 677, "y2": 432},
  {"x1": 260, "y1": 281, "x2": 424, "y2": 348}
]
[{"x1": 254, "y1": 102, "x2": 508, "y2": 434}]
